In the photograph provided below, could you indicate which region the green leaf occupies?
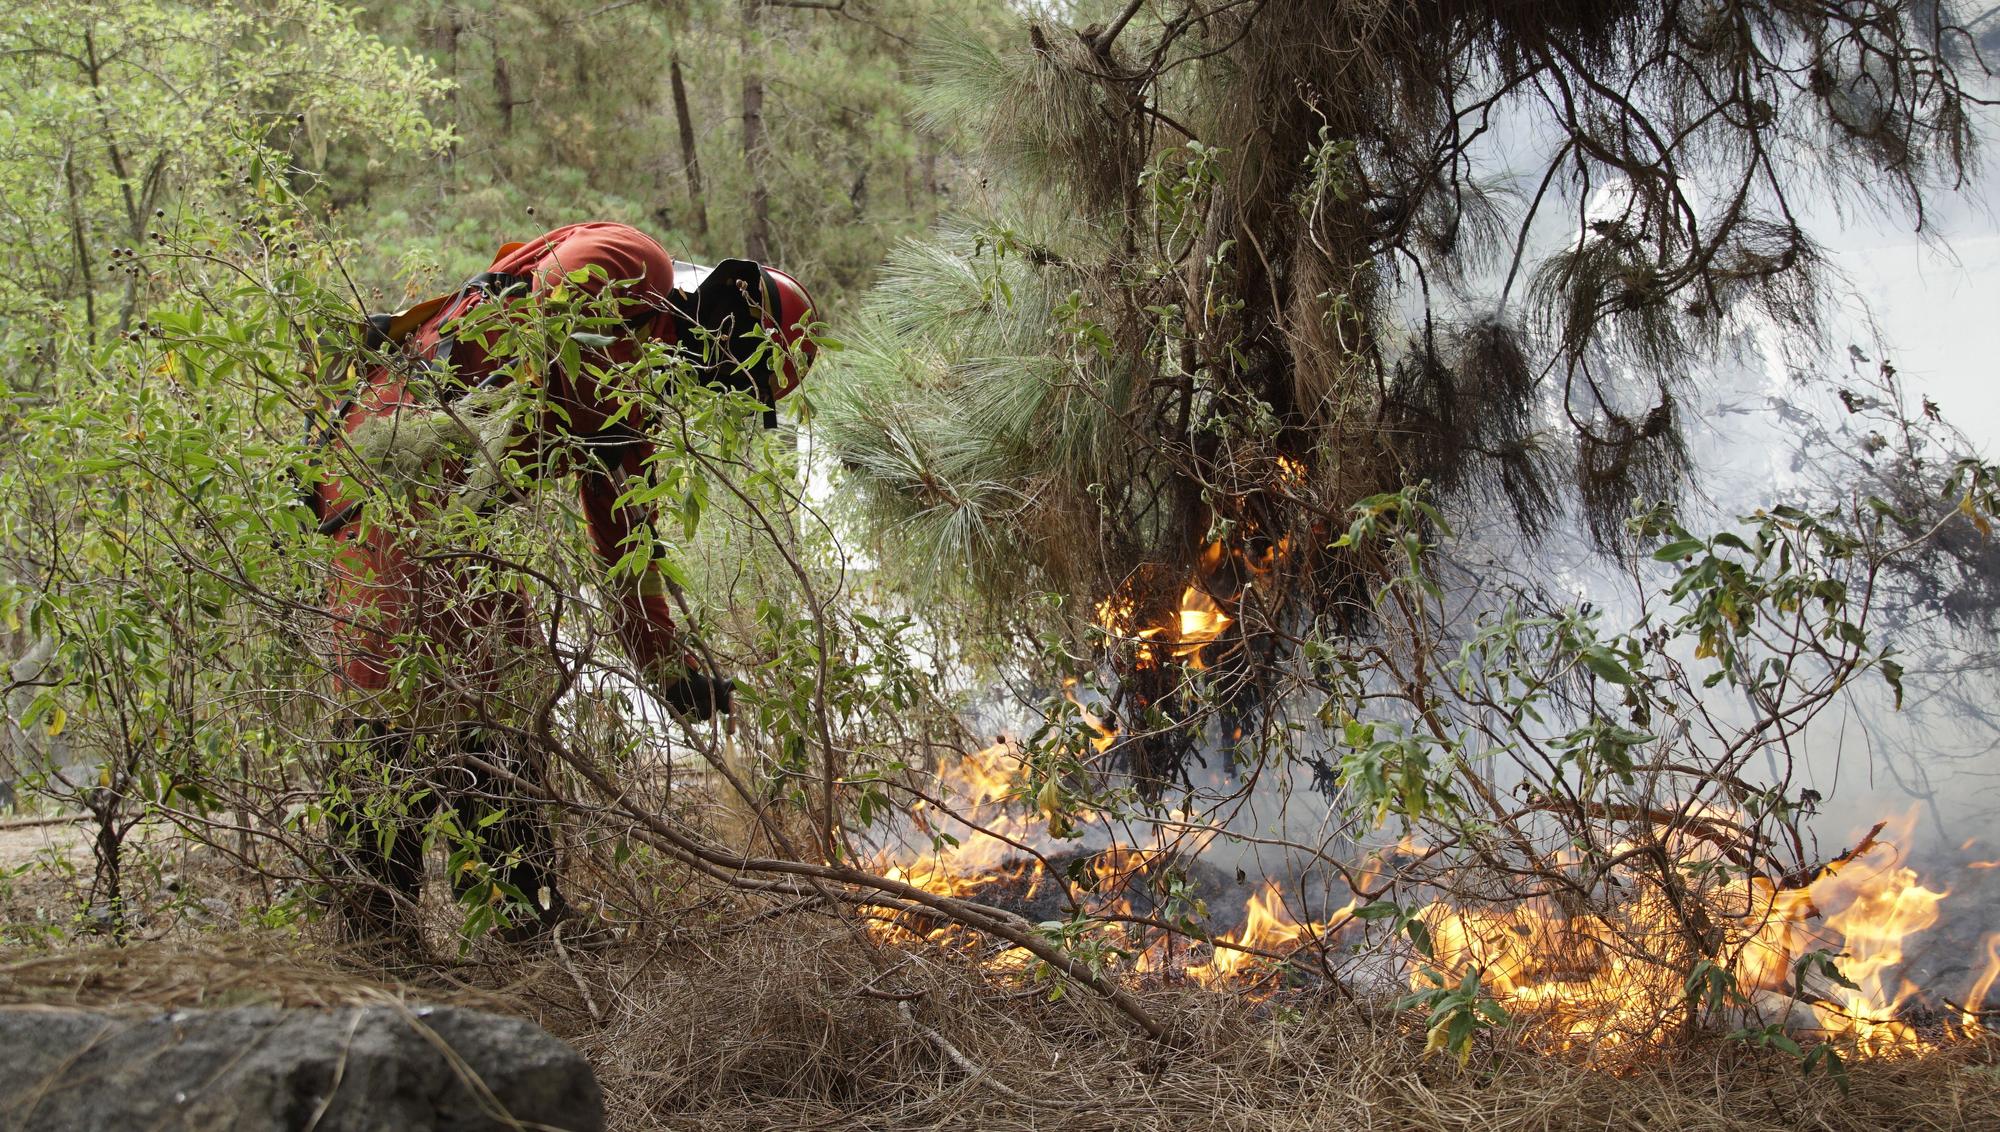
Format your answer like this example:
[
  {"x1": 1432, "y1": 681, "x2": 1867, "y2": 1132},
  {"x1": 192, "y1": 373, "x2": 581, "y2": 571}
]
[
  {"x1": 1653, "y1": 537, "x2": 1705, "y2": 561},
  {"x1": 1803, "y1": 1044, "x2": 1850, "y2": 1093},
  {"x1": 1880, "y1": 657, "x2": 1905, "y2": 710},
  {"x1": 1579, "y1": 647, "x2": 1635, "y2": 685},
  {"x1": 1403, "y1": 916, "x2": 1434, "y2": 959}
]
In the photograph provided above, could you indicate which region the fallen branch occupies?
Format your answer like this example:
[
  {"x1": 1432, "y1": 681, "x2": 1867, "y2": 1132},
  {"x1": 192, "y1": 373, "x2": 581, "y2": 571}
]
[
  {"x1": 0, "y1": 813, "x2": 87, "y2": 831},
  {"x1": 550, "y1": 923, "x2": 604, "y2": 1025},
  {"x1": 897, "y1": 1000, "x2": 1066, "y2": 1109}
]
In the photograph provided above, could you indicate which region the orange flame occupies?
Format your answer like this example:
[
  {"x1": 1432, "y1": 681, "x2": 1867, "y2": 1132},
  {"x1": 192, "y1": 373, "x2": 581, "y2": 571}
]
[
  {"x1": 1173, "y1": 585, "x2": 1232, "y2": 669},
  {"x1": 1965, "y1": 933, "x2": 2000, "y2": 1033},
  {"x1": 1062, "y1": 679, "x2": 1120, "y2": 754},
  {"x1": 877, "y1": 741, "x2": 1978, "y2": 1060},
  {"x1": 1404, "y1": 808, "x2": 1964, "y2": 1054},
  {"x1": 1800, "y1": 849, "x2": 1946, "y2": 1054},
  {"x1": 1096, "y1": 577, "x2": 1234, "y2": 671},
  {"x1": 891, "y1": 738, "x2": 1033, "y2": 887},
  {"x1": 1188, "y1": 881, "x2": 1354, "y2": 985}
]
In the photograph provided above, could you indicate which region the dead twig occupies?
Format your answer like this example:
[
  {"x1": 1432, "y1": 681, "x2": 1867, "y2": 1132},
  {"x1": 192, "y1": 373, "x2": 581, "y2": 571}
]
[
  {"x1": 0, "y1": 813, "x2": 87, "y2": 831},
  {"x1": 1776, "y1": 820, "x2": 1890, "y2": 892},
  {"x1": 550, "y1": 923, "x2": 604, "y2": 1025},
  {"x1": 896, "y1": 999, "x2": 1067, "y2": 1110}
]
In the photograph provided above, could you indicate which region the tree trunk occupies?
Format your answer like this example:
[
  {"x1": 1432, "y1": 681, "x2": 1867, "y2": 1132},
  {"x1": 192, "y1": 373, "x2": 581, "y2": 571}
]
[
  {"x1": 494, "y1": 52, "x2": 515, "y2": 135},
  {"x1": 60, "y1": 150, "x2": 97, "y2": 347},
  {"x1": 434, "y1": 3, "x2": 460, "y2": 167},
  {"x1": 739, "y1": 0, "x2": 769, "y2": 262},
  {"x1": 669, "y1": 52, "x2": 709, "y2": 237}
]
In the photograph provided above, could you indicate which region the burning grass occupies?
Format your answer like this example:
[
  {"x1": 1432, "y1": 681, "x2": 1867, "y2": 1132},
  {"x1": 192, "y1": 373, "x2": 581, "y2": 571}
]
[
  {"x1": 863, "y1": 738, "x2": 2000, "y2": 1063},
  {"x1": 550, "y1": 916, "x2": 2000, "y2": 1132}
]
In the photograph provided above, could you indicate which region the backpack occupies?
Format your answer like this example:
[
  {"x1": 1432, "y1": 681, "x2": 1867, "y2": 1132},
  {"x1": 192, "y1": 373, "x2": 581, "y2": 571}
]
[
  {"x1": 298, "y1": 267, "x2": 533, "y2": 535},
  {"x1": 297, "y1": 253, "x2": 778, "y2": 536}
]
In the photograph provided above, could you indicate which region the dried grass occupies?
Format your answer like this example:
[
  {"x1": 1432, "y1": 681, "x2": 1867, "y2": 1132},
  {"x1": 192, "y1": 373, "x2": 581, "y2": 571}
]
[
  {"x1": 541, "y1": 918, "x2": 2000, "y2": 1132},
  {"x1": 0, "y1": 935, "x2": 501, "y2": 1014},
  {"x1": 2, "y1": 903, "x2": 1996, "y2": 1130},
  {"x1": 13, "y1": 923, "x2": 1969, "y2": 1130}
]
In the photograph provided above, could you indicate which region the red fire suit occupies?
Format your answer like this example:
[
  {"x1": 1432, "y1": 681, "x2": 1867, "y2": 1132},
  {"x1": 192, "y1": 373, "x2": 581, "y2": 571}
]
[
  {"x1": 313, "y1": 222, "x2": 735, "y2": 938},
  {"x1": 316, "y1": 222, "x2": 696, "y2": 704}
]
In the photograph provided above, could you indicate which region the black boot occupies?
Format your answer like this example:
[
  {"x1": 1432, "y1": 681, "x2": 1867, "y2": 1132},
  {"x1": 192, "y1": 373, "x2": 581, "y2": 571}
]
[
  {"x1": 325, "y1": 723, "x2": 426, "y2": 944},
  {"x1": 449, "y1": 727, "x2": 568, "y2": 943}
]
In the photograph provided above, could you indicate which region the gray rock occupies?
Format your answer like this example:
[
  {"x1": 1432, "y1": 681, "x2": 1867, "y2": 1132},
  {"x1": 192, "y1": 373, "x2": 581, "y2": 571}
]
[{"x1": 0, "y1": 1004, "x2": 602, "y2": 1131}]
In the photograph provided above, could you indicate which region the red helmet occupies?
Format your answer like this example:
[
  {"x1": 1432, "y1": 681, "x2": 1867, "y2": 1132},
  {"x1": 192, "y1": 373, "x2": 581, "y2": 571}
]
[
  {"x1": 671, "y1": 258, "x2": 817, "y2": 416},
  {"x1": 757, "y1": 265, "x2": 816, "y2": 403}
]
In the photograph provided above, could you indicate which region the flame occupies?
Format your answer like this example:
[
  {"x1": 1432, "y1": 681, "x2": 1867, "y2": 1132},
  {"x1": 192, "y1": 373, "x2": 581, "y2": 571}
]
[
  {"x1": 1799, "y1": 850, "x2": 1945, "y2": 1054},
  {"x1": 1414, "y1": 900, "x2": 1688, "y2": 1050},
  {"x1": 1187, "y1": 882, "x2": 1353, "y2": 985},
  {"x1": 1062, "y1": 679, "x2": 1120, "y2": 753},
  {"x1": 1173, "y1": 585, "x2": 1232, "y2": 669},
  {"x1": 1090, "y1": 456, "x2": 1307, "y2": 679},
  {"x1": 869, "y1": 737, "x2": 1135, "y2": 960},
  {"x1": 1191, "y1": 834, "x2": 1969, "y2": 1053},
  {"x1": 1093, "y1": 594, "x2": 1135, "y2": 635},
  {"x1": 1244, "y1": 533, "x2": 1292, "y2": 580},
  {"x1": 1095, "y1": 578, "x2": 1234, "y2": 671},
  {"x1": 1397, "y1": 808, "x2": 1972, "y2": 1054},
  {"x1": 890, "y1": 738, "x2": 1037, "y2": 889},
  {"x1": 876, "y1": 741, "x2": 1981, "y2": 1060},
  {"x1": 1098, "y1": 518, "x2": 1294, "y2": 673},
  {"x1": 1964, "y1": 933, "x2": 2000, "y2": 1033}
]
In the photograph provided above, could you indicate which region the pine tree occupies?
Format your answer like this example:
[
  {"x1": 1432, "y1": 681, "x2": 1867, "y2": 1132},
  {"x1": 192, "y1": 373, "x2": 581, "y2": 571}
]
[
  {"x1": 821, "y1": 1, "x2": 1987, "y2": 648},
  {"x1": 330, "y1": 0, "x2": 1012, "y2": 302}
]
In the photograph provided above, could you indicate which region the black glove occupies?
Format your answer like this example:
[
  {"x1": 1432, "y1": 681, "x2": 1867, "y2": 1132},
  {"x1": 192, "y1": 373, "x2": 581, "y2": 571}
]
[{"x1": 659, "y1": 669, "x2": 733, "y2": 722}]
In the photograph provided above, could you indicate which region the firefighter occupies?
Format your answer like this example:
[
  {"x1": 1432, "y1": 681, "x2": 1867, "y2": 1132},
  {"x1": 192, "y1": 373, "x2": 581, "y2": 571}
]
[{"x1": 309, "y1": 221, "x2": 816, "y2": 942}]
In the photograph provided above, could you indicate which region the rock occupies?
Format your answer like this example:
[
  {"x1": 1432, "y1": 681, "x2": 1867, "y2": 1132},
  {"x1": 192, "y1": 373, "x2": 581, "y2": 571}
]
[{"x1": 0, "y1": 1004, "x2": 602, "y2": 1131}]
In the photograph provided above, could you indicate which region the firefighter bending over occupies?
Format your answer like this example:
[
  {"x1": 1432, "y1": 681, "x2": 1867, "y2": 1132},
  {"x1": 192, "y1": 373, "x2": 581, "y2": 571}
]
[{"x1": 306, "y1": 221, "x2": 816, "y2": 942}]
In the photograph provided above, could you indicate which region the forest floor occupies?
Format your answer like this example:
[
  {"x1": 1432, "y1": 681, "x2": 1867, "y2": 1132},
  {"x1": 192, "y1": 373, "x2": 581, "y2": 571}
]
[
  {"x1": 0, "y1": 816, "x2": 90, "y2": 866},
  {"x1": 2, "y1": 827, "x2": 1999, "y2": 1131}
]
